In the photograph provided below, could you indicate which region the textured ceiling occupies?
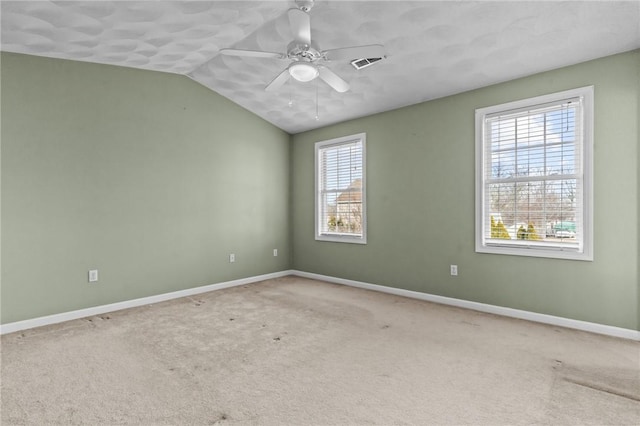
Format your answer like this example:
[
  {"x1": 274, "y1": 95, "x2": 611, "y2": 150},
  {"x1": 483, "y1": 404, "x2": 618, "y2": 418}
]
[{"x1": 2, "y1": 1, "x2": 639, "y2": 134}]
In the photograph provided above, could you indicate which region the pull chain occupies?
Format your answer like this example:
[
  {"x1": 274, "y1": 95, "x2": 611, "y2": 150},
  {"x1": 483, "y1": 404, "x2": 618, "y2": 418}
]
[
  {"x1": 315, "y1": 79, "x2": 319, "y2": 121},
  {"x1": 288, "y1": 79, "x2": 293, "y2": 107}
]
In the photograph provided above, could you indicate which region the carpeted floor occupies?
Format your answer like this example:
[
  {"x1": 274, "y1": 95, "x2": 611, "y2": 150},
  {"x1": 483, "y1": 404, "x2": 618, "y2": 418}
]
[{"x1": 1, "y1": 276, "x2": 639, "y2": 425}]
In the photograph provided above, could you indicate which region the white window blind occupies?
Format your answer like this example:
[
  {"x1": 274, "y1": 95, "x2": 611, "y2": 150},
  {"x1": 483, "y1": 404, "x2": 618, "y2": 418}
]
[
  {"x1": 315, "y1": 134, "x2": 366, "y2": 244},
  {"x1": 476, "y1": 87, "x2": 593, "y2": 260}
]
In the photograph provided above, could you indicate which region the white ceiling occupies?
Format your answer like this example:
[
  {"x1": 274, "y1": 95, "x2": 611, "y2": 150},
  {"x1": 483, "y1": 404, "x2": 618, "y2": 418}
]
[{"x1": 2, "y1": 1, "x2": 639, "y2": 134}]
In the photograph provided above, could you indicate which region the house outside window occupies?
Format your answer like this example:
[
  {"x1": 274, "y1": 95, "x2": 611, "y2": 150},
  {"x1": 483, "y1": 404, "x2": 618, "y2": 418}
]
[
  {"x1": 475, "y1": 86, "x2": 593, "y2": 260},
  {"x1": 315, "y1": 133, "x2": 366, "y2": 244}
]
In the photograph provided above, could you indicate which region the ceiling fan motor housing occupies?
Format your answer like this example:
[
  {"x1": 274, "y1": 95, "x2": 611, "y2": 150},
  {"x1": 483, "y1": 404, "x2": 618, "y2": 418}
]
[{"x1": 287, "y1": 41, "x2": 322, "y2": 62}]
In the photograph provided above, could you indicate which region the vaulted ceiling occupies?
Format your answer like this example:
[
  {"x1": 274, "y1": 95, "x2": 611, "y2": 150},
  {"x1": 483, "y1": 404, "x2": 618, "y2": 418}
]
[{"x1": 2, "y1": 1, "x2": 639, "y2": 134}]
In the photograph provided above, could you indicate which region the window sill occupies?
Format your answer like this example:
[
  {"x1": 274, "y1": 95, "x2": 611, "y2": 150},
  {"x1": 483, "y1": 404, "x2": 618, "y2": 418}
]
[
  {"x1": 476, "y1": 243, "x2": 592, "y2": 261},
  {"x1": 316, "y1": 234, "x2": 367, "y2": 244}
]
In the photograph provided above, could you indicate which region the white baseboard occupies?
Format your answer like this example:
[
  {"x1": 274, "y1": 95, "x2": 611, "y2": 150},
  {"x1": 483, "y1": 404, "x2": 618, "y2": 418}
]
[
  {"x1": 4, "y1": 269, "x2": 638, "y2": 341},
  {"x1": 292, "y1": 270, "x2": 640, "y2": 341},
  {"x1": 0, "y1": 270, "x2": 294, "y2": 335}
]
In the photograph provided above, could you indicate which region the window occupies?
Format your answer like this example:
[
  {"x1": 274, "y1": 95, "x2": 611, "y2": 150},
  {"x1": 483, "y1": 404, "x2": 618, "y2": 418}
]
[
  {"x1": 315, "y1": 133, "x2": 366, "y2": 244},
  {"x1": 475, "y1": 87, "x2": 593, "y2": 260}
]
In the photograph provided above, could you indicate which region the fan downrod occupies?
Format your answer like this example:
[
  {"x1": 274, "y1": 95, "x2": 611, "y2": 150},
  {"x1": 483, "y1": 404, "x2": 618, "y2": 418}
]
[{"x1": 295, "y1": 0, "x2": 314, "y2": 12}]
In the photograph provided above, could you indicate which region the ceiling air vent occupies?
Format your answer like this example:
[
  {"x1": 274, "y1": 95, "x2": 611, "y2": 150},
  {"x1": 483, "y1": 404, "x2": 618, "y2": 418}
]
[{"x1": 350, "y1": 57, "x2": 383, "y2": 70}]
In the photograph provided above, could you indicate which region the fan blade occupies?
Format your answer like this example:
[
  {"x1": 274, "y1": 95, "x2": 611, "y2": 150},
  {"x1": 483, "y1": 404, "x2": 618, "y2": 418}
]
[
  {"x1": 323, "y1": 44, "x2": 385, "y2": 61},
  {"x1": 318, "y1": 66, "x2": 349, "y2": 93},
  {"x1": 219, "y1": 48, "x2": 284, "y2": 59},
  {"x1": 265, "y1": 69, "x2": 291, "y2": 92},
  {"x1": 288, "y1": 8, "x2": 311, "y2": 45}
]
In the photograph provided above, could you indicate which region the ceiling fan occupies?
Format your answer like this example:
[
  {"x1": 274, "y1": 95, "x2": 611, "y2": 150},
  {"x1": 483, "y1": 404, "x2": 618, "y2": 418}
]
[{"x1": 219, "y1": 0, "x2": 385, "y2": 93}]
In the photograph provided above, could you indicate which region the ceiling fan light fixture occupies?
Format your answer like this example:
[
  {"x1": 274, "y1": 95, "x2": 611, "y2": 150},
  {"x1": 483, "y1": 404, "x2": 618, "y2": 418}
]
[{"x1": 289, "y1": 62, "x2": 318, "y2": 82}]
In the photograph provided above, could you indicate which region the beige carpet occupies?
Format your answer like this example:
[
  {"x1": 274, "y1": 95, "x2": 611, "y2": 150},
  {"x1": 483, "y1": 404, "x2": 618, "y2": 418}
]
[{"x1": 1, "y1": 276, "x2": 639, "y2": 425}]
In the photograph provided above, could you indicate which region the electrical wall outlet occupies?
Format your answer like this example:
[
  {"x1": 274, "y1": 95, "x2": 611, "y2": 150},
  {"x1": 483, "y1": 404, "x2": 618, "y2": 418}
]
[
  {"x1": 229, "y1": 253, "x2": 235, "y2": 263},
  {"x1": 273, "y1": 249, "x2": 278, "y2": 257},
  {"x1": 450, "y1": 265, "x2": 458, "y2": 276},
  {"x1": 88, "y1": 269, "x2": 99, "y2": 283}
]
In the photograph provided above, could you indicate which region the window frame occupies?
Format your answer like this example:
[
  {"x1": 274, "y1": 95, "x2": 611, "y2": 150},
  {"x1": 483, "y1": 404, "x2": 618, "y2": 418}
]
[
  {"x1": 315, "y1": 133, "x2": 367, "y2": 244},
  {"x1": 475, "y1": 86, "x2": 594, "y2": 261}
]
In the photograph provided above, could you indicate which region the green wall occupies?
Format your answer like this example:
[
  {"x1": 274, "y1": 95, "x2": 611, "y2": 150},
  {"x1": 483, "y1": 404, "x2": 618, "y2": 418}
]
[
  {"x1": 1, "y1": 53, "x2": 291, "y2": 324},
  {"x1": 291, "y1": 50, "x2": 639, "y2": 330},
  {"x1": 2, "y1": 50, "x2": 638, "y2": 331}
]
